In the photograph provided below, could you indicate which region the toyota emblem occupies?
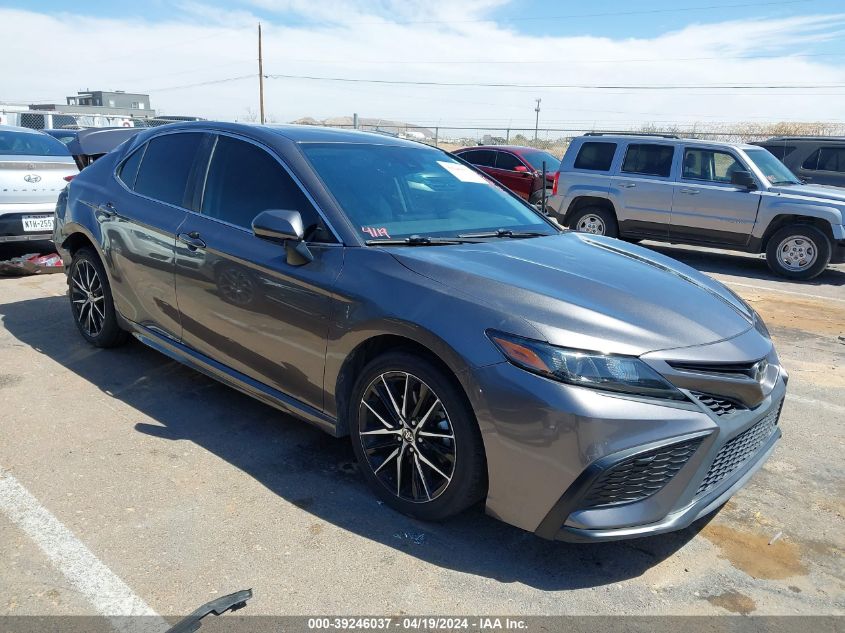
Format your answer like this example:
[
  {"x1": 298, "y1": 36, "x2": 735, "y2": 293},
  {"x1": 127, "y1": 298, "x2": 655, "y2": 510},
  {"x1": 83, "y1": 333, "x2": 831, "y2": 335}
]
[{"x1": 24, "y1": 174, "x2": 42, "y2": 183}]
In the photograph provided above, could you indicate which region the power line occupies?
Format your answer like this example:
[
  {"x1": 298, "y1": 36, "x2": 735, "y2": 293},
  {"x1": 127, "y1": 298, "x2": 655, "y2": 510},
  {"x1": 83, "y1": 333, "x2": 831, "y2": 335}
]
[
  {"x1": 340, "y1": 0, "x2": 806, "y2": 25},
  {"x1": 264, "y1": 73, "x2": 845, "y2": 90}
]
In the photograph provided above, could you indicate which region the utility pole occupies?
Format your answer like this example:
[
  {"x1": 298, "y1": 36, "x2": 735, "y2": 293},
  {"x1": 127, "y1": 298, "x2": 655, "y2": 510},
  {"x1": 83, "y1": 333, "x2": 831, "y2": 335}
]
[
  {"x1": 534, "y1": 98, "x2": 541, "y2": 141},
  {"x1": 258, "y1": 23, "x2": 265, "y2": 124}
]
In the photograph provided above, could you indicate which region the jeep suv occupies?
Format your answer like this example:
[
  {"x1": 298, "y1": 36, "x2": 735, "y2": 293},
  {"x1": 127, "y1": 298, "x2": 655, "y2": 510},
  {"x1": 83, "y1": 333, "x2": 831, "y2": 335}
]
[
  {"x1": 547, "y1": 133, "x2": 845, "y2": 280},
  {"x1": 751, "y1": 136, "x2": 845, "y2": 188}
]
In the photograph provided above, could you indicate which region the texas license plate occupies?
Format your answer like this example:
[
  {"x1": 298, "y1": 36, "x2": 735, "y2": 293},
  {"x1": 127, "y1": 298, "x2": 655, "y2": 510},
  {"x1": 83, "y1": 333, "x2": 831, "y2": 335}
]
[{"x1": 22, "y1": 215, "x2": 54, "y2": 232}]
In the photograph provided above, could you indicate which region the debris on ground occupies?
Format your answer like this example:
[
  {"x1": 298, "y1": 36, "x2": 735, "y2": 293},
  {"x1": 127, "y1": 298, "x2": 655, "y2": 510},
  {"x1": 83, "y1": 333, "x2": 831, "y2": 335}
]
[{"x1": 0, "y1": 252, "x2": 63, "y2": 276}]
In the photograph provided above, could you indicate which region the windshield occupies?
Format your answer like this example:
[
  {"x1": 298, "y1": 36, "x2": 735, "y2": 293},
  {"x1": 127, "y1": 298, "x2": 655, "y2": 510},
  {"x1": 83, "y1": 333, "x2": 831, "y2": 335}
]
[
  {"x1": 0, "y1": 130, "x2": 71, "y2": 156},
  {"x1": 301, "y1": 143, "x2": 557, "y2": 241},
  {"x1": 520, "y1": 149, "x2": 561, "y2": 172},
  {"x1": 744, "y1": 148, "x2": 801, "y2": 185}
]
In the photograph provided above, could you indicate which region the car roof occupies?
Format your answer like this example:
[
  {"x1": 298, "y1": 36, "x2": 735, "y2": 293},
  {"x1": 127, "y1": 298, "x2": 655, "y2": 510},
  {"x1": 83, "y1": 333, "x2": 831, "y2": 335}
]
[
  {"x1": 456, "y1": 145, "x2": 550, "y2": 154},
  {"x1": 135, "y1": 120, "x2": 432, "y2": 148},
  {"x1": 577, "y1": 134, "x2": 758, "y2": 150},
  {"x1": 0, "y1": 124, "x2": 52, "y2": 136},
  {"x1": 758, "y1": 136, "x2": 845, "y2": 143}
]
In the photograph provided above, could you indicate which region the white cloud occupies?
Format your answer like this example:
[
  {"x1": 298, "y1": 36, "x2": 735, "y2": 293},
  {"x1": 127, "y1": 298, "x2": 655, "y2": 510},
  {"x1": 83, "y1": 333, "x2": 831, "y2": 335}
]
[{"x1": 1, "y1": 4, "x2": 844, "y2": 135}]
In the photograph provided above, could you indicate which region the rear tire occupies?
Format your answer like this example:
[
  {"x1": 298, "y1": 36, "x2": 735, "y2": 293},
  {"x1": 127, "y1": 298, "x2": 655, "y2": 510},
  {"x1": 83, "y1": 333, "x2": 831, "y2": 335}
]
[
  {"x1": 568, "y1": 207, "x2": 619, "y2": 238},
  {"x1": 68, "y1": 248, "x2": 129, "y2": 348},
  {"x1": 349, "y1": 351, "x2": 487, "y2": 521},
  {"x1": 765, "y1": 224, "x2": 831, "y2": 280}
]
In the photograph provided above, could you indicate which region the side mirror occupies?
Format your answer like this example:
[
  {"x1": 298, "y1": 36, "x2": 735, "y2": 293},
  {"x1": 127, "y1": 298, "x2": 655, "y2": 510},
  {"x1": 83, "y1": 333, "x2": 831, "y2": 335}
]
[
  {"x1": 730, "y1": 170, "x2": 757, "y2": 190},
  {"x1": 252, "y1": 209, "x2": 313, "y2": 265},
  {"x1": 513, "y1": 165, "x2": 529, "y2": 173}
]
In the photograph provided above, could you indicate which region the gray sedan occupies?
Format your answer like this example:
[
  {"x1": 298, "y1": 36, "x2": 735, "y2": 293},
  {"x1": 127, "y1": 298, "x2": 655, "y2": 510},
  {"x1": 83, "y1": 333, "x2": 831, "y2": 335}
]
[{"x1": 53, "y1": 122, "x2": 786, "y2": 541}]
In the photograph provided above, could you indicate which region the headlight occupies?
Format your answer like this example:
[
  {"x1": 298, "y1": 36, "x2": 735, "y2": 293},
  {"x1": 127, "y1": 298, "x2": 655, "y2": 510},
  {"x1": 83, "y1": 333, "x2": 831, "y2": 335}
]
[{"x1": 487, "y1": 330, "x2": 686, "y2": 401}]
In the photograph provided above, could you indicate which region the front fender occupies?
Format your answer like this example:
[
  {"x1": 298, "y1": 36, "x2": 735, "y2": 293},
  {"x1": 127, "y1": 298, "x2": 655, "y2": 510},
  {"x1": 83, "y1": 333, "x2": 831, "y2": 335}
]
[{"x1": 754, "y1": 196, "x2": 844, "y2": 239}]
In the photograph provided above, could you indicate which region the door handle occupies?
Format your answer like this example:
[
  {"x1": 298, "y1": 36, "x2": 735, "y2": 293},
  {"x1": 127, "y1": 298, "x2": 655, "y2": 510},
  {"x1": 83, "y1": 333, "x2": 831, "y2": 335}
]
[
  {"x1": 97, "y1": 201, "x2": 118, "y2": 218},
  {"x1": 679, "y1": 188, "x2": 700, "y2": 195},
  {"x1": 178, "y1": 232, "x2": 206, "y2": 250},
  {"x1": 618, "y1": 182, "x2": 636, "y2": 189}
]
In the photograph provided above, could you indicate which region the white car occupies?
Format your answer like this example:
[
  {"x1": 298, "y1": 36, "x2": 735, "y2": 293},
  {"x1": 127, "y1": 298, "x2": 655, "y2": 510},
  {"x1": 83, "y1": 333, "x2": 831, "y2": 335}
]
[{"x1": 0, "y1": 125, "x2": 77, "y2": 243}]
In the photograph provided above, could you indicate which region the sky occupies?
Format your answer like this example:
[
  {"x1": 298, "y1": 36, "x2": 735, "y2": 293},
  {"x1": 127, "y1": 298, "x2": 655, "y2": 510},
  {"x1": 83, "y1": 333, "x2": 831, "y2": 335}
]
[{"x1": 2, "y1": 0, "x2": 845, "y2": 134}]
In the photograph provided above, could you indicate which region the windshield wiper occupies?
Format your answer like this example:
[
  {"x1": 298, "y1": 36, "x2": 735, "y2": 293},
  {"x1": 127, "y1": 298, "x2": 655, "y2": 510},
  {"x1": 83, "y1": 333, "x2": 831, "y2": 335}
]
[
  {"x1": 457, "y1": 229, "x2": 549, "y2": 239},
  {"x1": 366, "y1": 235, "x2": 480, "y2": 246}
]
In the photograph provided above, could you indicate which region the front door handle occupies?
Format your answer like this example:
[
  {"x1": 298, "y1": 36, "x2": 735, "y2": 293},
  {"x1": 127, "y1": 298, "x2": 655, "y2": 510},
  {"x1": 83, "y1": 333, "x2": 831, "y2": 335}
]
[
  {"x1": 679, "y1": 188, "x2": 701, "y2": 195},
  {"x1": 618, "y1": 182, "x2": 636, "y2": 189},
  {"x1": 178, "y1": 232, "x2": 206, "y2": 250}
]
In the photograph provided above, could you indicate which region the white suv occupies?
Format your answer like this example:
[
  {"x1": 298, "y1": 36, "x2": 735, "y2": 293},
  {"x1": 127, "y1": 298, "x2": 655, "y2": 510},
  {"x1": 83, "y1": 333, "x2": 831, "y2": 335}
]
[{"x1": 547, "y1": 133, "x2": 845, "y2": 280}]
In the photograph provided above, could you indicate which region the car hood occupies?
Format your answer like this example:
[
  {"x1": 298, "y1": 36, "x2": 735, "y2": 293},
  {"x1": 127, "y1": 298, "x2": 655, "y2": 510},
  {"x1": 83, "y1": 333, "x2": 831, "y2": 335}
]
[
  {"x1": 769, "y1": 183, "x2": 845, "y2": 204},
  {"x1": 390, "y1": 233, "x2": 754, "y2": 356}
]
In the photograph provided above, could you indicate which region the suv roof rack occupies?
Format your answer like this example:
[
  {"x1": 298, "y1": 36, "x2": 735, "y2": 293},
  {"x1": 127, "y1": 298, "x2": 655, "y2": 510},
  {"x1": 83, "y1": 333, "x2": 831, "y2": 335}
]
[
  {"x1": 764, "y1": 135, "x2": 845, "y2": 142},
  {"x1": 585, "y1": 132, "x2": 679, "y2": 139}
]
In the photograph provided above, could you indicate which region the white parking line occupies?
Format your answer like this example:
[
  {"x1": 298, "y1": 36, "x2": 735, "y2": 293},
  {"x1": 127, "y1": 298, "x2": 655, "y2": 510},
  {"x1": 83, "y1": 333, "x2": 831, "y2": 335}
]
[
  {"x1": 788, "y1": 394, "x2": 845, "y2": 415},
  {"x1": 0, "y1": 470, "x2": 169, "y2": 633},
  {"x1": 718, "y1": 279, "x2": 845, "y2": 304}
]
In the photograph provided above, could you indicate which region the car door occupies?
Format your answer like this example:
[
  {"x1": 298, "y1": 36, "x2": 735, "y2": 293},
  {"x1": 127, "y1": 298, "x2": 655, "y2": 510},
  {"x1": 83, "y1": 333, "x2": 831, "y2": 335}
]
[
  {"x1": 670, "y1": 146, "x2": 761, "y2": 246},
  {"x1": 106, "y1": 131, "x2": 206, "y2": 340},
  {"x1": 610, "y1": 142, "x2": 675, "y2": 239},
  {"x1": 795, "y1": 146, "x2": 845, "y2": 188},
  {"x1": 489, "y1": 151, "x2": 533, "y2": 200},
  {"x1": 172, "y1": 133, "x2": 343, "y2": 412}
]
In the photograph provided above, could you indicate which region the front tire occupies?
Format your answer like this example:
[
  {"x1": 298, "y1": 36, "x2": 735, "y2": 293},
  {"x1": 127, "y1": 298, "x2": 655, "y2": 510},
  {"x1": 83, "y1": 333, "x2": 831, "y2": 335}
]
[
  {"x1": 765, "y1": 224, "x2": 831, "y2": 280},
  {"x1": 68, "y1": 248, "x2": 128, "y2": 347},
  {"x1": 568, "y1": 207, "x2": 619, "y2": 238},
  {"x1": 349, "y1": 352, "x2": 487, "y2": 521}
]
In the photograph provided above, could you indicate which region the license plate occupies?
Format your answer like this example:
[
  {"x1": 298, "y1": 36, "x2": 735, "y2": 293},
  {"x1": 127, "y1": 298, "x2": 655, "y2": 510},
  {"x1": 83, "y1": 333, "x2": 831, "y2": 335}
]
[{"x1": 22, "y1": 215, "x2": 54, "y2": 232}]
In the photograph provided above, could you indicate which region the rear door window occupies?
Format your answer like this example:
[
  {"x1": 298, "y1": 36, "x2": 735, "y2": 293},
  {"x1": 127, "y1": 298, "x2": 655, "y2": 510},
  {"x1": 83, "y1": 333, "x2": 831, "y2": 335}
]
[
  {"x1": 621, "y1": 144, "x2": 674, "y2": 178},
  {"x1": 457, "y1": 149, "x2": 496, "y2": 167},
  {"x1": 814, "y1": 147, "x2": 845, "y2": 172},
  {"x1": 494, "y1": 152, "x2": 524, "y2": 171},
  {"x1": 201, "y1": 135, "x2": 329, "y2": 241},
  {"x1": 134, "y1": 132, "x2": 204, "y2": 207},
  {"x1": 573, "y1": 142, "x2": 616, "y2": 171}
]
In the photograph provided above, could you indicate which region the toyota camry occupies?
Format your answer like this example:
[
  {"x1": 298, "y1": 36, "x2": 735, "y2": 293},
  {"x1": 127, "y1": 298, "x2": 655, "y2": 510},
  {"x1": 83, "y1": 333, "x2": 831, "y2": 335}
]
[{"x1": 53, "y1": 122, "x2": 786, "y2": 541}]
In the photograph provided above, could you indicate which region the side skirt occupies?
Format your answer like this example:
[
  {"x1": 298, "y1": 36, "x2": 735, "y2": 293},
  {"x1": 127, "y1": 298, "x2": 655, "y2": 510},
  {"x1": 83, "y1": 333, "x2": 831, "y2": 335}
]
[{"x1": 125, "y1": 320, "x2": 340, "y2": 437}]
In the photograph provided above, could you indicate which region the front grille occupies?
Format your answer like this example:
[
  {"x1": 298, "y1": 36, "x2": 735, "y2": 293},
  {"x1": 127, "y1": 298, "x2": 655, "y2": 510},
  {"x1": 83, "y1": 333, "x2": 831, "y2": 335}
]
[
  {"x1": 691, "y1": 392, "x2": 745, "y2": 416},
  {"x1": 696, "y1": 400, "x2": 783, "y2": 496},
  {"x1": 580, "y1": 437, "x2": 703, "y2": 509}
]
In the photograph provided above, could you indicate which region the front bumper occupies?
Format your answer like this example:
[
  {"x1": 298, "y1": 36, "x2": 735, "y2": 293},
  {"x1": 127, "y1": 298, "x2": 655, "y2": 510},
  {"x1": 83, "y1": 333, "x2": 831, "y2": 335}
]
[{"x1": 466, "y1": 336, "x2": 786, "y2": 541}]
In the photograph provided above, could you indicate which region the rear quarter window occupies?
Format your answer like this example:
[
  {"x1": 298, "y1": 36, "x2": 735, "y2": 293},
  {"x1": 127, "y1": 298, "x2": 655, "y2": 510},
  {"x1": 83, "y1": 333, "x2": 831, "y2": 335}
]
[
  {"x1": 573, "y1": 142, "x2": 616, "y2": 171},
  {"x1": 133, "y1": 132, "x2": 204, "y2": 207}
]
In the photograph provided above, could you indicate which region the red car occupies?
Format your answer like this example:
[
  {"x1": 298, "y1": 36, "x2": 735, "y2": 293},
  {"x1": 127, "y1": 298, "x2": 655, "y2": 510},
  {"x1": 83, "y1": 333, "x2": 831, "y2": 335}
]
[{"x1": 453, "y1": 145, "x2": 561, "y2": 207}]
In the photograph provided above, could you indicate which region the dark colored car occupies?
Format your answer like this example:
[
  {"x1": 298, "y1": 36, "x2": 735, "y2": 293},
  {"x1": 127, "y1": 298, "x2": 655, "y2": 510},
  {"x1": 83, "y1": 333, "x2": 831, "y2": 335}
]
[
  {"x1": 751, "y1": 136, "x2": 845, "y2": 188},
  {"x1": 453, "y1": 145, "x2": 560, "y2": 207},
  {"x1": 54, "y1": 122, "x2": 786, "y2": 542}
]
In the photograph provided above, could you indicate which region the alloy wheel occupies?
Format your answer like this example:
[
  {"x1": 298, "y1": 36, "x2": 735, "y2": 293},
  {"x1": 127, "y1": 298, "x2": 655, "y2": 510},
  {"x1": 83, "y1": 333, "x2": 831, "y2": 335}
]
[
  {"x1": 576, "y1": 214, "x2": 606, "y2": 235},
  {"x1": 70, "y1": 260, "x2": 106, "y2": 337},
  {"x1": 358, "y1": 371, "x2": 456, "y2": 503},
  {"x1": 776, "y1": 236, "x2": 817, "y2": 272}
]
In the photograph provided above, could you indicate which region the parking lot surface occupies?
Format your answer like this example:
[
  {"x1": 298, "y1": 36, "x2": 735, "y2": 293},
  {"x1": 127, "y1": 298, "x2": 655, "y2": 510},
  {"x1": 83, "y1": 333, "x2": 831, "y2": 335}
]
[{"x1": 1, "y1": 246, "x2": 843, "y2": 619}]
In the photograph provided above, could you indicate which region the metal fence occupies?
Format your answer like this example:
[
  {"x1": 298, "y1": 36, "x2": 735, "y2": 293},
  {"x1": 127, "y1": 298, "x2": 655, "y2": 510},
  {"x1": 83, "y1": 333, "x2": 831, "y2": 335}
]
[{"x1": 312, "y1": 122, "x2": 845, "y2": 156}]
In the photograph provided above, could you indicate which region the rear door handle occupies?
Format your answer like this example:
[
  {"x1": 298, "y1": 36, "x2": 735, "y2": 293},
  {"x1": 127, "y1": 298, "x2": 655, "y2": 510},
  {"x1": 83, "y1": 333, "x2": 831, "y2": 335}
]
[
  {"x1": 618, "y1": 182, "x2": 636, "y2": 189},
  {"x1": 178, "y1": 232, "x2": 206, "y2": 250},
  {"x1": 679, "y1": 188, "x2": 700, "y2": 195}
]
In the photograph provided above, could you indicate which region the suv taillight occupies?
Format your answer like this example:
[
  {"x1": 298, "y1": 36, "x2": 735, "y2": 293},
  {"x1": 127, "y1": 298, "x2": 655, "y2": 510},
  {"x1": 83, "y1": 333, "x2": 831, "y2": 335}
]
[
  {"x1": 552, "y1": 171, "x2": 560, "y2": 196},
  {"x1": 63, "y1": 175, "x2": 75, "y2": 182}
]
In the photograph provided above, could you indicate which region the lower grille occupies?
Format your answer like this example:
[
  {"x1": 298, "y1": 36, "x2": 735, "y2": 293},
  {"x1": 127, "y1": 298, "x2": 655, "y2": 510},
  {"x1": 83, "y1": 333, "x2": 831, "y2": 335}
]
[
  {"x1": 696, "y1": 400, "x2": 783, "y2": 496},
  {"x1": 691, "y1": 392, "x2": 745, "y2": 416},
  {"x1": 580, "y1": 437, "x2": 703, "y2": 509}
]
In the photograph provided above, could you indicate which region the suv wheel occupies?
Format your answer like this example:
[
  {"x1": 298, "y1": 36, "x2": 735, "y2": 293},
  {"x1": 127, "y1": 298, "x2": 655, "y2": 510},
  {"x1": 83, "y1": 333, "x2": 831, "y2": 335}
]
[
  {"x1": 765, "y1": 224, "x2": 831, "y2": 280},
  {"x1": 68, "y1": 248, "x2": 129, "y2": 347},
  {"x1": 349, "y1": 351, "x2": 487, "y2": 521},
  {"x1": 569, "y1": 207, "x2": 618, "y2": 238}
]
